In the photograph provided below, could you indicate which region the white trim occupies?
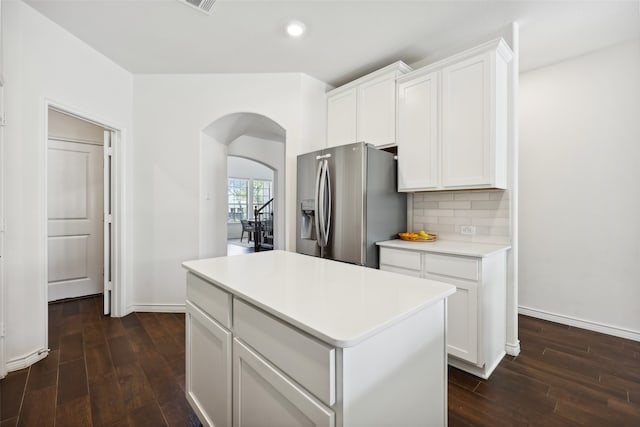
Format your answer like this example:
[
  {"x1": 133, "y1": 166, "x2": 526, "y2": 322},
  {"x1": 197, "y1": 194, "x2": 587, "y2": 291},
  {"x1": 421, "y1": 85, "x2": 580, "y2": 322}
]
[
  {"x1": 128, "y1": 304, "x2": 186, "y2": 313},
  {"x1": 506, "y1": 22, "x2": 520, "y2": 362},
  {"x1": 448, "y1": 351, "x2": 506, "y2": 380},
  {"x1": 505, "y1": 340, "x2": 521, "y2": 356},
  {"x1": 518, "y1": 306, "x2": 640, "y2": 342},
  {"x1": 6, "y1": 348, "x2": 49, "y2": 372},
  {"x1": 43, "y1": 99, "x2": 129, "y2": 325}
]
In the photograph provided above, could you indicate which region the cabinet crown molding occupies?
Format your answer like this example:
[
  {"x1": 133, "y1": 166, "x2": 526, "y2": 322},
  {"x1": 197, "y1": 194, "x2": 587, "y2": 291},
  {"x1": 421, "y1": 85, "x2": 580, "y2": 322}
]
[
  {"x1": 398, "y1": 38, "x2": 513, "y2": 83},
  {"x1": 327, "y1": 60, "x2": 412, "y2": 96}
]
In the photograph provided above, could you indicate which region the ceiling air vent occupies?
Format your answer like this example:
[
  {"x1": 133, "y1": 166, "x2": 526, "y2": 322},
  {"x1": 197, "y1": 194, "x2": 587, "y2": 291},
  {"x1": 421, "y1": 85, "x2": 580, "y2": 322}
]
[{"x1": 180, "y1": 0, "x2": 216, "y2": 15}]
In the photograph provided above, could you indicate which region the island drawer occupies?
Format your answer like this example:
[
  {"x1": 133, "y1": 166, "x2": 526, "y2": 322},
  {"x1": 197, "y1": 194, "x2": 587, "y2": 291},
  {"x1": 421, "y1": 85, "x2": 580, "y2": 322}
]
[
  {"x1": 186, "y1": 272, "x2": 232, "y2": 328},
  {"x1": 233, "y1": 299, "x2": 336, "y2": 406},
  {"x1": 379, "y1": 247, "x2": 422, "y2": 271},
  {"x1": 423, "y1": 253, "x2": 479, "y2": 281}
]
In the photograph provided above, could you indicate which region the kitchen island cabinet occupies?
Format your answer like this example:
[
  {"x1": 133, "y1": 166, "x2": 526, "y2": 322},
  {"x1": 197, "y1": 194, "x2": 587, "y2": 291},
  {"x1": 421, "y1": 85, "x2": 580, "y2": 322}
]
[
  {"x1": 183, "y1": 250, "x2": 455, "y2": 427},
  {"x1": 377, "y1": 240, "x2": 510, "y2": 379}
]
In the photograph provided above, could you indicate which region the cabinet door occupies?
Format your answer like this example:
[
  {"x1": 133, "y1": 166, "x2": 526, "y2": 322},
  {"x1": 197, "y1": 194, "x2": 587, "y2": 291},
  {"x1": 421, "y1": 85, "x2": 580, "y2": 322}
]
[
  {"x1": 397, "y1": 72, "x2": 439, "y2": 191},
  {"x1": 327, "y1": 88, "x2": 357, "y2": 148},
  {"x1": 233, "y1": 339, "x2": 334, "y2": 427},
  {"x1": 426, "y1": 275, "x2": 479, "y2": 365},
  {"x1": 441, "y1": 53, "x2": 492, "y2": 188},
  {"x1": 357, "y1": 72, "x2": 397, "y2": 147},
  {"x1": 186, "y1": 301, "x2": 232, "y2": 427}
]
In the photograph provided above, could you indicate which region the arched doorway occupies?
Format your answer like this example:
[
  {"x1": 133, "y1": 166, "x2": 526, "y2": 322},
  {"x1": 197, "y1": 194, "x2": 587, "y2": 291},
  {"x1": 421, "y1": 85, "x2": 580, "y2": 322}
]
[{"x1": 198, "y1": 113, "x2": 285, "y2": 258}]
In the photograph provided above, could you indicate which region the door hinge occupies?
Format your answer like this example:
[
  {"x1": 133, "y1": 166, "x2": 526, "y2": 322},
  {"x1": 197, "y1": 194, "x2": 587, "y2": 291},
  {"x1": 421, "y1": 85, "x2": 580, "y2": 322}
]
[
  {"x1": 105, "y1": 214, "x2": 113, "y2": 224},
  {"x1": 108, "y1": 147, "x2": 114, "y2": 156},
  {"x1": 0, "y1": 322, "x2": 5, "y2": 338},
  {"x1": 106, "y1": 281, "x2": 113, "y2": 292},
  {"x1": 0, "y1": 112, "x2": 7, "y2": 127}
]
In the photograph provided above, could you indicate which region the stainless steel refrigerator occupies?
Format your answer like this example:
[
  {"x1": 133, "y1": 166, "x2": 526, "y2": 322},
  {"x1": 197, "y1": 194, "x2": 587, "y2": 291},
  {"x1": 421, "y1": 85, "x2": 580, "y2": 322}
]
[{"x1": 296, "y1": 142, "x2": 406, "y2": 268}]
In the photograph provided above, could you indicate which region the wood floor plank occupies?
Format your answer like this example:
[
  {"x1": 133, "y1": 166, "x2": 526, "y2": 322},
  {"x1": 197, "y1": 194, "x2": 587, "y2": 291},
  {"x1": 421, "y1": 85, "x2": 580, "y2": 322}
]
[
  {"x1": 159, "y1": 392, "x2": 199, "y2": 427},
  {"x1": 0, "y1": 417, "x2": 18, "y2": 427},
  {"x1": 126, "y1": 402, "x2": 168, "y2": 427},
  {"x1": 60, "y1": 332, "x2": 84, "y2": 363},
  {"x1": 55, "y1": 395, "x2": 93, "y2": 427},
  {"x1": 124, "y1": 326, "x2": 155, "y2": 354},
  {"x1": 16, "y1": 385, "x2": 57, "y2": 427},
  {"x1": 85, "y1": 344, "x2": 115, "y2": 382},
  {"x1": 25, "y1": 349, "x2": 59, "y2": 392},
  {"x1": 87, "y1": 373, "x2": 126, "y2": 427},
  {"x1": 0, "y1": 369, "x2": 29, "y2": 421},
  {"x1": 120, "y1": 313, "x2": 142, "y2": 330},
  {"x1": 83, "y1": 322, "x2": 107, "y2": 348},
  {"x1": 107, "y1": 336, "x2": 137, "y2": 368},
  {"x1": 101, "y1": 317, "x2": 126, "y2": 339},
  {"x1": 57, "y1": 359, "x2": 89, "y2": 405},
  {"x1": 114, "y1": 363, "x2": 156, "y2": 413}
]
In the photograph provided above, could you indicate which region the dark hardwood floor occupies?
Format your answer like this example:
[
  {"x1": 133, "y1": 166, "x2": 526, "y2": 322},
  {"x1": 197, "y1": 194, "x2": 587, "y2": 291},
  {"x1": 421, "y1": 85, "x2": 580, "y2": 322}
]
[
  {"x1": 449, "y1": 316, "x2": 640, "y2": 426},
  {"x1": 1, "y1": 296, "x2": 639, "y2": 426},
  {"x1": 0, "y1": 296, "x2": 198, "y2": 427}
]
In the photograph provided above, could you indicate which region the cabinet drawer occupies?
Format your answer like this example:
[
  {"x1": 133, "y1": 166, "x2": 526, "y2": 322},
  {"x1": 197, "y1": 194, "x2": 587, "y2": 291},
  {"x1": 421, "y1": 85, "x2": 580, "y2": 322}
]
[
  {"x1": 233, "y1": 299, "x2": 336, "y2": 406},
  {"x1": 380, "y1": 264, "x2": 422, "y2": 278},
  {"x1": 424, "y1": 253, "x2": 479, "y2": 281},
  {"x1": 187, "y1": 272, "x2": 232, "y2": 328},
  {"x1": 379, "y1": 248, "x2": 422, "y2": 271}
]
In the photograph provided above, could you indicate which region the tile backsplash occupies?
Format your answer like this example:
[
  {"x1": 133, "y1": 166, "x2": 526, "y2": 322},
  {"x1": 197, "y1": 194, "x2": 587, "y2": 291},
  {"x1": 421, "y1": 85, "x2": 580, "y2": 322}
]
[{"x1": 411, "y1": 190, "x2": 511, "y2": 245}]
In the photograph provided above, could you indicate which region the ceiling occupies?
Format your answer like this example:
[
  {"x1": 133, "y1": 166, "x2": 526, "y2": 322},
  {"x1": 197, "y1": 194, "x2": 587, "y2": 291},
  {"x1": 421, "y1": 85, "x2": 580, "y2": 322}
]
[{"x1": 24, "y1": 0, "x2": 640, "y2": 87}]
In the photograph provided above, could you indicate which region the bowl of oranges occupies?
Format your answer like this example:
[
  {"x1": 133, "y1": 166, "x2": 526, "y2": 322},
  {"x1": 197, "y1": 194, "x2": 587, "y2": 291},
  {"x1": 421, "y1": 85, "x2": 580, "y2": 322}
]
[{"x1": 398, "y1": 230, "x2": 438, "y2": 242}]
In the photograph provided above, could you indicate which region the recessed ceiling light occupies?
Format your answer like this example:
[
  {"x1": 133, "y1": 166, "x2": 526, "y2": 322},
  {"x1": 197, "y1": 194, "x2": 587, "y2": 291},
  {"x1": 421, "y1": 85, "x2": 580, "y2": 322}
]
[{"x1": 286, "y1": 21, "x2": 306, "y2": 37}]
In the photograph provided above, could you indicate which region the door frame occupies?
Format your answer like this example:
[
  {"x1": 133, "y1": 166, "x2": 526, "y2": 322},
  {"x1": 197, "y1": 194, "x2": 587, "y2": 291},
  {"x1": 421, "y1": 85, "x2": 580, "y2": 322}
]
[{"x1": 42, "y1": 100, "x2": 127, "y2": 327}]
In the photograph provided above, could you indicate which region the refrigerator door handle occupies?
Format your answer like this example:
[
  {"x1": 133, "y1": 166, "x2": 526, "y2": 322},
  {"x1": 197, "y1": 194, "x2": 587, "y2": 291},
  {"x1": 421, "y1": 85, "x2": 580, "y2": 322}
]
[
  {"x1": 318, "y1": 159, "x2": 328, "y2": 248},
  {"x1": 322, "y1": 159, "x2": 332, "y2": 247},
  {"x1": 314, "y1": 160, "x2": 324, "y2": 246}
]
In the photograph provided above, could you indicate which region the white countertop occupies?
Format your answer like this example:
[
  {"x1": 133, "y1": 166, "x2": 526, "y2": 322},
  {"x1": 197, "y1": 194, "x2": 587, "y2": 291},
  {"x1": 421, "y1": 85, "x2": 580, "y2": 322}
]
[
  {"x1": 182, "y1": 250, "x2": 455, "y2": 348},
  {"x1": 376, "y1": 239, "x2": 511, "y2": 257}
]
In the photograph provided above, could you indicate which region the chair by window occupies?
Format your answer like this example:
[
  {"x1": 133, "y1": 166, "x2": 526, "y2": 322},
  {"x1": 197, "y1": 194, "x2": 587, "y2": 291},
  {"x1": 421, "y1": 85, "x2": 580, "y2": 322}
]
[{"x1": 240, "y1": 219, "x2": 255, "y2": 243}]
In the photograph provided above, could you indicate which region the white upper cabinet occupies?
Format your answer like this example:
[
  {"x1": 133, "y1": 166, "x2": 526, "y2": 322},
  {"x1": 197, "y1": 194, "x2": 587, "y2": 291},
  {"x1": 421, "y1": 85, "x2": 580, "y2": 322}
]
[
  {"x1": 327, "y1": 62, "x2": 411, "y2": 148},
  {"x1": 396, "y1": 39, "x2": 512, "y2": 192},
  {"x1": 327, "y1": 87, "x2": 357, "y2": 147},
  {"x1": 397, "y1": 71, "x2": 439, "y2": 191}
]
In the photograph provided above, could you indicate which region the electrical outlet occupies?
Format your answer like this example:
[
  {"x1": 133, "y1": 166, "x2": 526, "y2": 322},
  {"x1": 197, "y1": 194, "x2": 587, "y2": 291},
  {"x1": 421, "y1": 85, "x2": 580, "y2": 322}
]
[{"x1": 461, "y1": 225, "x2": 476, "y2": 235}]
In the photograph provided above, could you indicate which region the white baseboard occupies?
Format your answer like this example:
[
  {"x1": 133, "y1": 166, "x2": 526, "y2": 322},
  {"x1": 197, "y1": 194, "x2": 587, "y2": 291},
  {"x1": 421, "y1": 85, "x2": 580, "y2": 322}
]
[
  {"x1": 127, "y1": 303, "x2": 186, "y2": 313},
  {"x1": 505, "y1": 340, "x2": 521, "y2": 356},
  {"x1": 518, "y1": 306, "x2": 640, "y2": 342},
  {"x1": 6, "y1": 348, "x2": 49, "y2": 373}
]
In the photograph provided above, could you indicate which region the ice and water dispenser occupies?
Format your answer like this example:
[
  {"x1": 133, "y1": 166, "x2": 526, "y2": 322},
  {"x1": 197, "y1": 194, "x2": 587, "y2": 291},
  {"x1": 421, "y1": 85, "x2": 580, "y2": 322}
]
[{"x1": 299, "y1": 199, "x2": 316, "y2": 241}]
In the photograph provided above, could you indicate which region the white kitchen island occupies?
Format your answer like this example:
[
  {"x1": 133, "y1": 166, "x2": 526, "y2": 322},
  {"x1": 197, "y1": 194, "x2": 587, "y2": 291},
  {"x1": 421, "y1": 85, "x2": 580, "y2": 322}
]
[{"x1": 182, "y1": 250, "x2": 455, "y2": 427}]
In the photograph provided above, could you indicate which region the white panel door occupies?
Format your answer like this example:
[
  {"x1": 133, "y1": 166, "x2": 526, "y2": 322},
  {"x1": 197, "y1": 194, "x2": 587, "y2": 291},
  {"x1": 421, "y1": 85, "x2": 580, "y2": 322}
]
[
  {"x1": 357, "y1": 72, "x2": 397, "y2": 147},
  {"x1": 233, "y1": 339, "x2": 334, "y2": 427},
  {"x1": 47, "y1": 139, "x2": 103, "y2": 301},
  {"x1": 327, "y1": 88, "x2": 357, "y2": 147},
  {"x1": 441, "y1": 53, "x2": 491, "y2": 188},
  {"x1": 397, "y1": 71, "x2": 440, "y2": 191}
]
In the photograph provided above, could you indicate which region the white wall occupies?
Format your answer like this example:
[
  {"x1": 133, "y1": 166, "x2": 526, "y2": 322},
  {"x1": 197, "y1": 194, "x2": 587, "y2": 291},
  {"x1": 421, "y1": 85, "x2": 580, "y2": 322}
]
[
  {"x1": 519, "y1": 39, "x2": 640, "y2": 338},
  {"x1": 228, "y1": 155, "x2": 274, "y2": 181},
  {"x1": 2, "y1": 1, "x2": 133, "y2": 370},
  {"x1": 132, "y1": 73, "x2": 327, "y2": 310}
]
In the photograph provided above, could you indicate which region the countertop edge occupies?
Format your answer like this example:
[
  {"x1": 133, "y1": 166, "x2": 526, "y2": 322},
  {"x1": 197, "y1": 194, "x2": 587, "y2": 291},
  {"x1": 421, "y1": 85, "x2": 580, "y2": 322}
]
[
  {"x1": 376, "y1": 239, "x2": 511, "y2": 258},
  {"x1": 182, "y1": 259, "x2": 456, "y2": 348}
]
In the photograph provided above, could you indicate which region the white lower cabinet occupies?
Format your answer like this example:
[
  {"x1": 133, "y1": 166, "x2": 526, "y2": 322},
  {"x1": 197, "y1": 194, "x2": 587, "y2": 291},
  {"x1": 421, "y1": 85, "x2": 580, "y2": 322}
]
[
  {"x1": 185, "y1": 270, "x2": 448, "y2": 426},
  {"x1": 186, "y1": 300, "x2": 232, "y2": 427},
  {"x1": 380, "y1": 246, "x2": 506, "y2": 379},
  {"x1": 233, "y1": 339, "x2": 334, "y2": 427}
]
